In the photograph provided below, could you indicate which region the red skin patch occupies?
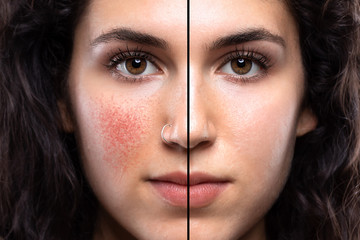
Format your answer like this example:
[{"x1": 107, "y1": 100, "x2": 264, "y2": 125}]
[{"x1": 94, "y1": 98, "x2": 147, "y2": 173}]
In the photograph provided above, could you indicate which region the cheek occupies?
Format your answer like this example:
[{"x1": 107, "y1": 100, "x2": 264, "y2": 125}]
[
  {"x1": 91, "y1": 97, "x2": 149, "y2": 172},
  {"x1": 227, "y1": 93, "x2": 299, "y2": 182},
  {"x1": 252, "y1": 103, "x2": 296, "y2": 164}
]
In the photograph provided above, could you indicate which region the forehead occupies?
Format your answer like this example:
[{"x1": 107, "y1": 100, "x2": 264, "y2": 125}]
[
  {"x1": 190, "y1": 0, "x2": 296, "y2": 44},
  {"x1": 80, "y1": 0, "x2": 187, "y2": 43},
  {"x1": 77, "y1": 0, "x2": 297, "y2": 52}
]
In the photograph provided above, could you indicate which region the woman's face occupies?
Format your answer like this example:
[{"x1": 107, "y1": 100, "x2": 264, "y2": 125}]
[{"x1": 66, "y1": 0, "x2": 317, "y2": 239}]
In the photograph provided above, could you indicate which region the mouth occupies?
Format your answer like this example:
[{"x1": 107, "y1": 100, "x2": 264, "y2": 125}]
[{"x1": 148, "y1": 171, "x2": 231, "y2": 208}]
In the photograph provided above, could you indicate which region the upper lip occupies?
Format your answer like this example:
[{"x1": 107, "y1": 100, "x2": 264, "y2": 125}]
[{"x1": 149, "y1": 171, "x2": 231, "y2": 186}]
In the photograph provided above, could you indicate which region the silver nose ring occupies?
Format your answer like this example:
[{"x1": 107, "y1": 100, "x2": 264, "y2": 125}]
[{"x1": 161, "y1": 124, "x2": 172, "y2": 144}]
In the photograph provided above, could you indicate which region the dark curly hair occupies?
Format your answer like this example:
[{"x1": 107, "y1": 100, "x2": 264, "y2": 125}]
[
  {"x1": 0, "y1": 0, "x2": 95, "y2": 239},
  {"x1": 0, "y1": 0, "x2": 359, "y2": 239},
  {"x1": 267, "y1": 0, "x2": 360, "y2": 239}
]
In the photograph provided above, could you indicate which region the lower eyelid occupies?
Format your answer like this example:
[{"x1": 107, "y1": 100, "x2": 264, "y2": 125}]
[
  {"x1": 109, "y1": 70, "x2": 159, "y2": 83},
  {"x1": 218, "y1": 71, "x2": 268, "y2": 84}
]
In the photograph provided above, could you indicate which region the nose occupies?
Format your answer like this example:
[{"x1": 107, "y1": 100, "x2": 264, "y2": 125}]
[
  {"x1": 161, "y1": 75, "x2": 188, "y2": 149},
  {"x1": 162, "y1": 69, "x2": 216, "y2": 150},
  {"x1": 188, "y1": 75, "x2": 216, "y2": 149}
]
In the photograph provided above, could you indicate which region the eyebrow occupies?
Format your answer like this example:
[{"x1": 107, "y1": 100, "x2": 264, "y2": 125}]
[
  {"x1": 209, "y1": 28, "x2": 286, "y2": 50},
  {"x1": 90, "y1": 28, "x2": 168, "y2": 49}
]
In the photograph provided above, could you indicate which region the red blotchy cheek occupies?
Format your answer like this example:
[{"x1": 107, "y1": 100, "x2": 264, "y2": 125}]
[{"x1": 95, "y1": 101, "x2": 146, "y2": 172}]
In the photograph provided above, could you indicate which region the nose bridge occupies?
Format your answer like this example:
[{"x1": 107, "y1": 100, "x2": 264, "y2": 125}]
[
  {"x1": 188, "y1": 65, "x2": 215, "y2": 149},
  {"x1": 189, "y1": 68, "x2": 205, "y2": 133},
  {"x1": 164, "y1": 67, "x2": 188, "y2": 149},
  {"x1": 163, "y1": 53, "x2": 216, "y2": 150}
]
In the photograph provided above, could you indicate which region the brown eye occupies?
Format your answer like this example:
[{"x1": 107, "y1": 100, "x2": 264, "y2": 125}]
[
  {"x1": 125, "y1": 58, "x2": 147, "y2": 75},
  {"x1": 230, "y1": 58, "x2": 252, "y2": 75}
]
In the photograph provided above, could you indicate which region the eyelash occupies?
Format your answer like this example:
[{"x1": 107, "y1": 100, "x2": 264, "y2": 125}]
[
  {"x1": 105, "y1": 47, "x2": 159, "y2": 82},
  {"x1": 105, "y1": 47, "x2": 272, "y2": 84},
  {"x1": 219, "y1": 48, "x2": 272, "y2": 83}
]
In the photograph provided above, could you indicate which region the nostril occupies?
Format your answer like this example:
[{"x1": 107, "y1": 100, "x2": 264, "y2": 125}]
[
  {"x1": 189, "y1": 136, "x2": 212, "y2": 149},
  {"x1": 188, "y1": 121, "x2": 217, "y2": 149},
  {"x1": 160, "y1": 120, "x2": 216, "y2": 150},
  {"x1": 189, "y1": 139, "x2": 213, "y2": 150}
]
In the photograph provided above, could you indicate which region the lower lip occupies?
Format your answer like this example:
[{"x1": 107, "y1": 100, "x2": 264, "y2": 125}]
[{"x1": 150, "y1": 181, "x2": 228, "y2": 208}]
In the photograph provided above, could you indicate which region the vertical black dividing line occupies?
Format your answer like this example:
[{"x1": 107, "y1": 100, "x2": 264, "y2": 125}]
[{"x1": 187, "y1": 0, "x2": 190, "y2": 239}]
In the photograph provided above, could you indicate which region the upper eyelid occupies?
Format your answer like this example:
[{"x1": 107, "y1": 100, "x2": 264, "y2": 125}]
[{"x1": 108, "y1": 50, "x2": 155, "y2": 65}]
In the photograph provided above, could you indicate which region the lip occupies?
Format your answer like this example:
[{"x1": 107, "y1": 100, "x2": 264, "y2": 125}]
[{"x1": 149, "y1": 171, "x2": 230, "y2": 208}]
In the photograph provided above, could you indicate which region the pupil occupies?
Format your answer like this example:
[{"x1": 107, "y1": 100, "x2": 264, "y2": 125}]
[
  {"x1": 132, "y1": 59, "x2": 142, "y2": 68},
  {"x1": 237, "y1": 58, "x2": 246, "y2": 68}
]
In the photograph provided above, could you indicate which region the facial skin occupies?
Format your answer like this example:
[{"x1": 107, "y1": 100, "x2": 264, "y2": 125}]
[
  {"x1": 188, "y1": 1, "x2": 317, "y2": 239},
  {"x1": 64, "y1": 0, "x2": 317, "y2": 239}
]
